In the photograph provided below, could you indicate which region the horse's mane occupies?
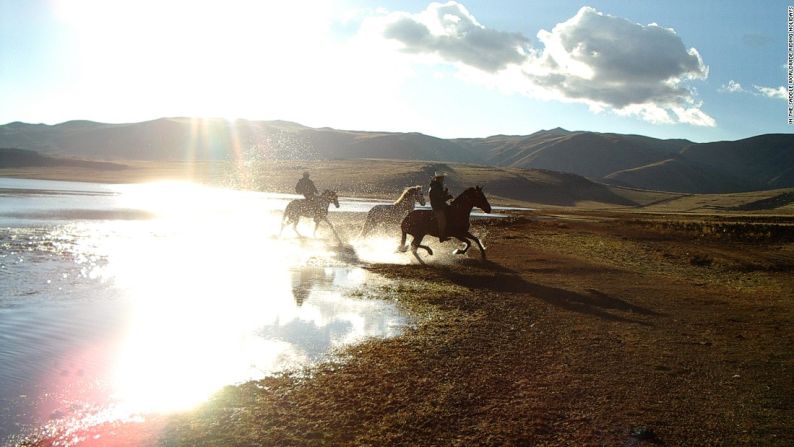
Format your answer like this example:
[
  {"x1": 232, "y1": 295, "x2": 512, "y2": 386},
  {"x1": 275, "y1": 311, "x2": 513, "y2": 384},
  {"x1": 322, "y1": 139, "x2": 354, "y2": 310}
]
[
  {"x1": 393, "y1": 185, "x2": 421, "y2": 205},
  {"x1": 450, "y1": 187, "x2": 477, "y2": 206}
]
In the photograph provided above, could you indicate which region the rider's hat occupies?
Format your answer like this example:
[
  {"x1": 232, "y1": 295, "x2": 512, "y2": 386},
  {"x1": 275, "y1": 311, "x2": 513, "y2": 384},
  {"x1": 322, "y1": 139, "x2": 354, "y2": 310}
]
[
  {"x1": 303, "y1": 171, "x2": 310, "y2": 177},
  {"x1": 433, "y1": 171, "x2": 446, "y2": 179}
]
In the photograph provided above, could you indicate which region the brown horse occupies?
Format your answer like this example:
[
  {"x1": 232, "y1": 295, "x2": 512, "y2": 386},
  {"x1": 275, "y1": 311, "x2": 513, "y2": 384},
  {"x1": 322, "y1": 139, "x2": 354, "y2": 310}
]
[
  {"x1": 398, "y1": 186, "x2": 491, "y2": 263},
  {"x1": 280, "y1": 189, "x2": 342, "y2": 244}
]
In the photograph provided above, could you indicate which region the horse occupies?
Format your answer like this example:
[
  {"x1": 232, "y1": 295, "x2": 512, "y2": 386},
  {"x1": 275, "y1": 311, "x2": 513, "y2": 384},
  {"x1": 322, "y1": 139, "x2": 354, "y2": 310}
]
[
  {"x1": 360, "y1": 185, "x2": 425, "y2": 237},
  {"x1": 398, "y1": 186, "x2": 491, "y2": 263},
  {"x1": 280, "y1": 189, "x2": 342, "y2": 244}
]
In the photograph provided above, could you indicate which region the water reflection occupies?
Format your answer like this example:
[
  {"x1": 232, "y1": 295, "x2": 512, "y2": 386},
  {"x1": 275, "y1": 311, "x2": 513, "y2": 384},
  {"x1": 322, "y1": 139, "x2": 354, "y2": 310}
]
[
  {"x1": 0, "y1": 179, "x2": 408, "y2": 444},
  {"x1": 291, "y1": 267, "x2": 332, "y2": 306}
]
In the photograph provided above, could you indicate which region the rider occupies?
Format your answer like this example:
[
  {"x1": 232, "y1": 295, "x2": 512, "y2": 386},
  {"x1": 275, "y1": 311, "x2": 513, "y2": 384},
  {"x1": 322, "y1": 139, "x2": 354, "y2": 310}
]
[
  {"x1": 429, "y1": 172, "x2": 453, "y2": 242},
  {"x1": 295, "y1": 171, "x2": 318, "y2": 201}
]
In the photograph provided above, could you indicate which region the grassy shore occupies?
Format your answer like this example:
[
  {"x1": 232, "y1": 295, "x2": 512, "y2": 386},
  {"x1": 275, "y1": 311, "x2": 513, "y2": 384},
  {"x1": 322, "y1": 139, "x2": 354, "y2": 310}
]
[
  {"x1": 15, "y1": 204, "x2": 793, "y2": 446},
  {"x1": 32, "y1": 211, "x2": 784, "y2": 446}
]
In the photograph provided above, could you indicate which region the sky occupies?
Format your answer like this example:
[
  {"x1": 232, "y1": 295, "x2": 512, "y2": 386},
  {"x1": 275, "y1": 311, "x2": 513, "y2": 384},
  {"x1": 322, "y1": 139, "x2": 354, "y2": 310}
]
[{"x1": 0, "y1": 0, "x2": 792, "y2": 142}]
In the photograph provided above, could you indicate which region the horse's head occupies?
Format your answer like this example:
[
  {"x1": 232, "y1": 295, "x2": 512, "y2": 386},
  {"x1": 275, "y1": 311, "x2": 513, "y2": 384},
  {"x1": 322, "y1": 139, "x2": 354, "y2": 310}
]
[
  {"x1": 451, "y1": 186, "x2": 491, "y2": 213},
  {"x1": 413, "y1": 186, "x2": 426, "y2": 206},
  {"x1": 323, "y1": 189, "x2": 340, "y2": 208},
  {"x1": 473, "y1": 185, "x2": 491, "y2": 214}
]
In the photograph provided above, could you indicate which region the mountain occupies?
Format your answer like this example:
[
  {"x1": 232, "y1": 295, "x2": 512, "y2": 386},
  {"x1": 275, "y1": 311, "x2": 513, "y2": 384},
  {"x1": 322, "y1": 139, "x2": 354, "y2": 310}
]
[
  {"x1": 679, "y1": 134, "x2": 794, "y2": 190},
  {"x1": 1, "y1": 118, "x2": 793, "y2": 194},
  {"x1": 0, "y1": 118, "x2": 481, "y2": 163}
]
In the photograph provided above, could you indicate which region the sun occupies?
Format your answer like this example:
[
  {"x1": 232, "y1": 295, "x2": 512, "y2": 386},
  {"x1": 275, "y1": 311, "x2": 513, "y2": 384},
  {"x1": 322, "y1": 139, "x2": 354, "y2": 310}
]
[{"x1": 50, "y1": 0, "x2": 342, "y2": 122}]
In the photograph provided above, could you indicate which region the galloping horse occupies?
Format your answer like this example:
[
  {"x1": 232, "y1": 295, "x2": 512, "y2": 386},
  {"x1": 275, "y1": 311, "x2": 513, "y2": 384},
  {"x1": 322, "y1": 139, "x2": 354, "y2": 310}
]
[
  {"x1": 360, "y1": 186, "x2": 425, "y2": 237},
  {"x1": 280, "y1": 189, "x2": 342, "y2": 244},
  {"x1": 398, "y1": 186, "x2": 491, "y2": 263}
]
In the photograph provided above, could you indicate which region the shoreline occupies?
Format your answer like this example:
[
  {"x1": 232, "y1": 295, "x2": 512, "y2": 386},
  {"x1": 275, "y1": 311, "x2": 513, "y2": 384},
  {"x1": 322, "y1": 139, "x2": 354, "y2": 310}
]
[
  {"x1": 24, "y1": 211, "x2": 791, "y2": 446},
  {"x1": 4, "y1": 160, "x2": 794, "y2": 217}
]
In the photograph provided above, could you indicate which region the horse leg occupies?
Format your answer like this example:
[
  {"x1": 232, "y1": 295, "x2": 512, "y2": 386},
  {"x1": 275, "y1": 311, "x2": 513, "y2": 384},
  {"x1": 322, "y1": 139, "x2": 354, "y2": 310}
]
[
  {"x1": 452, "y1": 235, "x2": 471, "y2": 255},
  {"x1": 397, "y1": 231, "x2": 408, "y2": 252},
  {"x1": 292, "y1": 217, "x2": 304, "y2": 239},
  {"x1": 412, "y1": 234, "x2": 433, "y2": 256},
  {"x1": 324, "y1": 217, "x2": 343, "y2": 245},
  {"x1": 410, "y1": 245, "x2": 425, "y2": 264},
  {"x1": 313, "y1": 218, "x2": 320, "y2": 238},
  {"x1": 410, "y1": 235, "x2": 428, "y2": 264},
  {"x1": 466, "y1": 231, "x2": 486, "y2": 260},
  {"x1": 417, "y1": 244, "x2": 434, "y2": 255}
]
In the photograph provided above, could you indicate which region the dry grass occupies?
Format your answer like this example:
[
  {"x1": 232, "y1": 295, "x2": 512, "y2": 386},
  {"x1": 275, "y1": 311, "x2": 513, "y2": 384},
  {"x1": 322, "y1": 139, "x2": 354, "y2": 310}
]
[
  {"x1": 32, "y1": 211, "x2": 786, "y2": 447},
  {"x1": 18, "y1": 207, "x2": 794, "y2": 447}
]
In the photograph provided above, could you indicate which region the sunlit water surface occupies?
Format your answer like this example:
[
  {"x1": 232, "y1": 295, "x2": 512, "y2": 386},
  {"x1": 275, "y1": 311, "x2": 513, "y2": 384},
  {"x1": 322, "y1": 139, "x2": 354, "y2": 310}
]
[{"x1": 0, "y1": 178, "x2": 414, "y2": 445}]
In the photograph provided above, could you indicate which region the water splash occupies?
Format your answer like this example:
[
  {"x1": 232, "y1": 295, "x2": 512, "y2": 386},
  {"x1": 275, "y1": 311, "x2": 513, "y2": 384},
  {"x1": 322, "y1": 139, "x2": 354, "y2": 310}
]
[{"x1": 1, "y1": 179, "x2": 410, "y2": 445}]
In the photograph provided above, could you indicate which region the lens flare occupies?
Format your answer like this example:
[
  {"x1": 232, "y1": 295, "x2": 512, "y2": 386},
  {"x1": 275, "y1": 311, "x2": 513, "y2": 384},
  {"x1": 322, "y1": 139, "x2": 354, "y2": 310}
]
[{"x1": 11, "y1": 181, "x2": 408, "y2": 445}]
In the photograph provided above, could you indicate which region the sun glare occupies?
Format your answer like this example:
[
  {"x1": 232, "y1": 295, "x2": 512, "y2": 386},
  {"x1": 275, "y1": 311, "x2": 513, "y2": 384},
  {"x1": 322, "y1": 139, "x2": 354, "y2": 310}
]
[
  {"x1": 43, "y1": 0, "x2": 420, "y2": 129},
  {"x1": 52, "y1": 182, "x2": 406, "y2": 418},
  {"x1": 49, "y1": 0, "x2": 345, "y2": 122}
]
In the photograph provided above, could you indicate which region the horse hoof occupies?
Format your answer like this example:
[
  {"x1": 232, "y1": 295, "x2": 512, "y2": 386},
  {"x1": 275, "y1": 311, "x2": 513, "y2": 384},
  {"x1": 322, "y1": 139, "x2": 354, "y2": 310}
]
[
  {"x1": 397, "y1": 245, "x2": 408, "y2": 253},
  {"x1": 453, "y1": 249, "x2": 465, "y2": 255},
  {"x1": 426, "y1": 248, "x2": 434, "y2": 256}
]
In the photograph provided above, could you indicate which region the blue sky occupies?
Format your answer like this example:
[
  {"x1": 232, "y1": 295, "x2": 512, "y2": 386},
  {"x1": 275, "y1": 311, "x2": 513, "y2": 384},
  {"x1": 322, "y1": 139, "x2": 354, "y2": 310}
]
[{"x1": 0, "y1": 0, "x2": 791, "y2": 142}]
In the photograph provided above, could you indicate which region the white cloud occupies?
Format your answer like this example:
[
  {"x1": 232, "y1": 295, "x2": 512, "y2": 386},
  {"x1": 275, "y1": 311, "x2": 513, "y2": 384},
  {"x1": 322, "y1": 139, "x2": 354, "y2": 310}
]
[
  {"x1": 381, "y1": 2, "x2": 533, "y2": 72},
  {"x1": 719, "y1": 81, "x2": 787, "y2": 101},
  {"x1": 754, "y1": 85, "x2": 787, "y2": 100},
  {"x1": 370, "y1": 3, "x2": 714, "y2": 126},
  {"x1": 671, "y1": 105, "x2": 716, "y2": 127},
  {"x1": 719, "y1": 80, "x2": 744, "y2": 93}
]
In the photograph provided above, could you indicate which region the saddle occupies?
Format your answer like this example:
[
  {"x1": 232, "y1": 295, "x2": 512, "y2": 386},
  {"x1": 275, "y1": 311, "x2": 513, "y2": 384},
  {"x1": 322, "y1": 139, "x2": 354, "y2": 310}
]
[{"x1": 428, "y1": 208, "x2": 455, "y2": 230}]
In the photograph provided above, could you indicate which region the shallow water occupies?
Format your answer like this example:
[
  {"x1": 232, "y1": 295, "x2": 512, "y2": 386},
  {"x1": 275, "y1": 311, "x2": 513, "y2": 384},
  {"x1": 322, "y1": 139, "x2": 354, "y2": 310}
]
[{"x1": 0, "y1": 179, "x2": 410, "y2": 444}]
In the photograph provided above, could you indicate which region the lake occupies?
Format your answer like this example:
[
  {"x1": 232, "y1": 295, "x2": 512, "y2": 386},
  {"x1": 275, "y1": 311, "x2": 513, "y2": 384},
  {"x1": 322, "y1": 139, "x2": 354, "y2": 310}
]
[{"x1": 0, "y1": 178, "x2": 415, "y2": 444}]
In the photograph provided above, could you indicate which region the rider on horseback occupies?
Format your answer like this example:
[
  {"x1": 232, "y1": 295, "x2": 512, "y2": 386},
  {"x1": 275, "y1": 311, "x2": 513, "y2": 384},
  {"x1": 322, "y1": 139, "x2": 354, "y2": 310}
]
[
  {"x1": 296, "y1": 171, "x2": 318, "y2": 201},
  {"x1": 429, "y1": 172, "x2": 453, "y2": 242}
]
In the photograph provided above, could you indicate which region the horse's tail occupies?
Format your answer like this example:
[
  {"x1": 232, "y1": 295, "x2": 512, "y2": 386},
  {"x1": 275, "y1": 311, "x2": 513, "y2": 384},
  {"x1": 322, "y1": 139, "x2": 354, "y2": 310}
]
[
  {"x1": 281, "y1": 204, "x2": 289, "y2": 223},
  {"x1": 398, "y1": 210, "x2": 417, "y2": 252},
  {"x1": 360, "y1": 209, "x2": 374, "y2": 237},
  {"x1": 279, "y1": 202, "x2": 292, "y2": 236},
  {"x1": 282, "y1": 201, "x2": 296, "y2": 223}
]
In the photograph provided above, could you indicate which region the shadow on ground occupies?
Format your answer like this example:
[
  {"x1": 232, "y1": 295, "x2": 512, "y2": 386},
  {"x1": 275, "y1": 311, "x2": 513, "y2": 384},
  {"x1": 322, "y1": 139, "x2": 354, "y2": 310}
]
[{"x1": 368, "y1": 259, "x2": 659, "y2": 326}]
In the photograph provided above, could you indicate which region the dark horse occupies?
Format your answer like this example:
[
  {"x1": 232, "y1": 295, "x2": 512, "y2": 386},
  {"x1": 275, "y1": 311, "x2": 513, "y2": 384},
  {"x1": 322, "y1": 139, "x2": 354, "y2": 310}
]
[
  {"x1": 398, "y1": 186, "x2": 491, "y2": 263},
  {"x1": 280, "y1": 189, "x2": 342, "y2": 244}
]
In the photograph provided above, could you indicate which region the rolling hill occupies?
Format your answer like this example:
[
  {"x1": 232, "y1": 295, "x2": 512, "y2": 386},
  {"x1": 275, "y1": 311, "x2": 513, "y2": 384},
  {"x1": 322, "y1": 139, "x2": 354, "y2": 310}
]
[
  {"x1": 602, "y1": 157, "x2": 754, "y2": 194},
  {"x1": 0, "y1": 147, "x2": 127, "y2": 171},
  {"x1": 680, "y1": 134, "x2": 794, "y2": 190},
  {"x1": 1, "y1": 118, "x2": 792, "y2": 194}
]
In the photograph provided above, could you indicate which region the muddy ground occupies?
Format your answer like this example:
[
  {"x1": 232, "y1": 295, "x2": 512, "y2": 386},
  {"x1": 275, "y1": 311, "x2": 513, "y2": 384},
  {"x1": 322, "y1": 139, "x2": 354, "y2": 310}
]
[{"x1": 28, "y1": 211, "x2": 794, "y2": 446}]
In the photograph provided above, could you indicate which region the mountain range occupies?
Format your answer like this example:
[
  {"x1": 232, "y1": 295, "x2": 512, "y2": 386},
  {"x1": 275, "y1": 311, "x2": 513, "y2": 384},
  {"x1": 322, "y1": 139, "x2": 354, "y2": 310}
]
[{"x1": 1, "y1": 117, "x2": 792, "y2": 194}]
